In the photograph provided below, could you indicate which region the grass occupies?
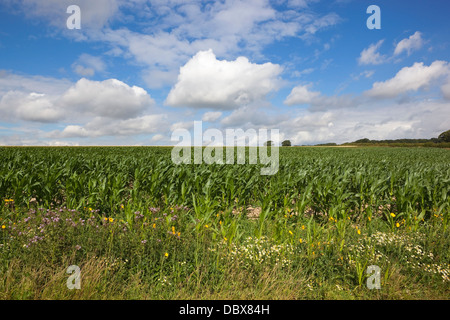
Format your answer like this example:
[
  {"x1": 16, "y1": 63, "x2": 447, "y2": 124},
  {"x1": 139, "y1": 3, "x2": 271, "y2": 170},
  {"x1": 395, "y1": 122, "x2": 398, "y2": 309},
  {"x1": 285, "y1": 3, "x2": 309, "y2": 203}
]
[
  {"x1": 0, "y1": 146, "x2": 449, "y2": 299},
  {"x1": 1, "y1": 203, "x2": 448, "y2": 299}
]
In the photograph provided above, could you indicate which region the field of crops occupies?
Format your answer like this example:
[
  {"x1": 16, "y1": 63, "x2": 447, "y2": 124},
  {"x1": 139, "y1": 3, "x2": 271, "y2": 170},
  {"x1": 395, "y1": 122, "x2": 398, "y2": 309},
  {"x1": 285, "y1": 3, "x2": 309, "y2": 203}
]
[{"x1": 0, "y1": 146, "x2": 449, "y2": 299}]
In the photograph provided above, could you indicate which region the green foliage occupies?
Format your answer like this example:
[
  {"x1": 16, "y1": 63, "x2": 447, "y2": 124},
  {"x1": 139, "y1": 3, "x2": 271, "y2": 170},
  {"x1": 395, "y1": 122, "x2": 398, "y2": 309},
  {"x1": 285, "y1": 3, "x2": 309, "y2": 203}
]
[
  {"x1": 438, "y1": 129, "x2": 450, "y2": 142},
  {"x1": 0, "y1": 146, "x2": 449, "y2": 299}
]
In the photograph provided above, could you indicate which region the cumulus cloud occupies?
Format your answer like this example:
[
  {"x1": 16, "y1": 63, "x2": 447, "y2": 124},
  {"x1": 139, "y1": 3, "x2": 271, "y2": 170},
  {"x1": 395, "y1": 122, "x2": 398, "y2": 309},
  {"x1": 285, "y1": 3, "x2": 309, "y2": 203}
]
[
  {"x1": 0, "y1": 71, "x2": 72, "y2": 96},
  {"x1": 284, "y1": 84, "x2": 321, "y2": 105},
  {"x1": 165, "y1": 49, "x2": 283, "y2": 109},
  {"x1": 72, "y1": 54, "x2": 106, "y2": 77},
  {"x1": 284, "y1": 84, "x2": 360, "y2": 111},
  {"x1": 47, "y1": 114, "x2": 168, "y2": 139},
  {"x1": 358, "y1": 40, "x2": 387, "y2": 65},
  {"x1": 60, "y1": 78, "x2": 155, "y2": 119},
  {"x1": 220, "y1": 104, "x2": 289, "y2": 128},
  {"x1": 441, "y1": 80, "x2": 450, "y2": 100},
  {"x1": 202, "y1": 111, "x2": 223, "y2": 122},
  {"x1": 0, "y1": 91, "x2": 63, "y2": 123},
  {"x1": 394, "y1": 31, "x2": 424, "y2": 56},
  {"x1": 365, "y1": 60, "x2": 450, "y2": 99},
  {"x1": 269, "y1": 98, "x2": 450, "y2": 146},
  {"x1": 0, "y1": 73, "x2": 156, "y2": 124}
]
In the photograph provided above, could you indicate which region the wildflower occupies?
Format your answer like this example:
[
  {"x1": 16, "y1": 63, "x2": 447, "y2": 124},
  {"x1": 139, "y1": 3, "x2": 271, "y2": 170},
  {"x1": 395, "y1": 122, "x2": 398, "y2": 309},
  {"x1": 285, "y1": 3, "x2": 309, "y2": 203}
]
[
  {"x1": 396, "y1": 222, "x2": 400, "y2": 228},
  {"x1": 164, "y1": 252, "x2": 169, "y2": 258},
  {"x1": 172, "y1": 226, "x2": 175, "y2": 235},
  {"x1": 288, "y1": 230, "x2": 293, "y2": 235},
  {"x1": 204, "y1": 224, "x2": 209, "y2": 228},
  {"x1": 357, "y1": 229, "x2": 361, "y2": 235},
  {"x1": 121, "y1": 204, "x2": 124, "y2": 209},
  {"x1": 299, "y1": 238, "x2": 303, "y2": 243},
  {"x1": 368, "y1": 216, "x2": 372, "y2": 221},
  {"x1": 75, "y1": 245, "x2": 81, "y2": 250},
  {"x1": 301, "y1": 225, "x2": 305, "y2": 230},
  {"x1": 141, "y1": 240, "x2": 147, "y2": 244},
  {"x1": 109, "y1": 217, "x2": 114, "y2": 222},
  {"x1": 1, "y1": 225, "x2": 5, "y2": 229},
  {"x1": 152, "y1": 223, "x2": 156, "y2": 229},
  {"x1": 104, "y1": 217, "x2": 108, "y2": 221},
  {"x1": 224, "y1": 237, "x2": 228, "y2": 241},
  {"x1": 390, "y1": 213, "x2": 396, "y2": 218}
]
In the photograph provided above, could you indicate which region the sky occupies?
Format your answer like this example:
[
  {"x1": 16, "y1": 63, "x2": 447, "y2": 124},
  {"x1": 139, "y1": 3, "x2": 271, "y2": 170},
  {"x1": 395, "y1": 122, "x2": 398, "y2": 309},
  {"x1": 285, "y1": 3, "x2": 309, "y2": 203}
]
[{"x1": 0, "y1": 0, "x2": 449, "y2": 146}]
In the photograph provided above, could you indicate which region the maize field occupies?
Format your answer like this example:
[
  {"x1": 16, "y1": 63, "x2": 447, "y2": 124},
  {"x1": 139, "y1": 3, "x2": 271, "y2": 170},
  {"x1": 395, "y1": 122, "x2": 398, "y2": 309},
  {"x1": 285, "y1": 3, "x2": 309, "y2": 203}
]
[{"x1": 0, "y1": 146, "x2": 449, "y2": 299}]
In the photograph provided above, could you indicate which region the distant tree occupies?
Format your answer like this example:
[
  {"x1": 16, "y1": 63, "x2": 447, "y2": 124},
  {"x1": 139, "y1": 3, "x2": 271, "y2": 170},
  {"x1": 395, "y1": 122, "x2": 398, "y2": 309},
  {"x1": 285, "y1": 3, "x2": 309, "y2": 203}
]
[
  {"x1": 438, "y1": 130, "x2": 450, "y2": 142},
  {"x1": 264, "y1": 140, "x2": 273, "y2": 147},
  {"x1": 281, "y1": 140, "x2": 292, "y2": 147}
]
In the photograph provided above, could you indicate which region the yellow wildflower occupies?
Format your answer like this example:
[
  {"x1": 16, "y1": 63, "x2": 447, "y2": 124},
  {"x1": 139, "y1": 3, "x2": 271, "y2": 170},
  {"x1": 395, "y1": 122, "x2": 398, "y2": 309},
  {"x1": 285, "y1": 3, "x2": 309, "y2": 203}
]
[
  {"x1": 164, "y1": 252, "x2": 169, "y2": 257},
  {"x1": 1, "y1": 225, "x2": 5, "y2": 229},
  {"x1": 109, "y1": 217, "x2": 114, "y2": 222},
  {"x1": 288, "y1": 230, "x2": 293, "y2": 235},
  {"x1": 396, "y1": 222, "x2": 400, "y2": 228},
  {"x1": 390, "y1": 213, "x2": 396, "y2": 218}
]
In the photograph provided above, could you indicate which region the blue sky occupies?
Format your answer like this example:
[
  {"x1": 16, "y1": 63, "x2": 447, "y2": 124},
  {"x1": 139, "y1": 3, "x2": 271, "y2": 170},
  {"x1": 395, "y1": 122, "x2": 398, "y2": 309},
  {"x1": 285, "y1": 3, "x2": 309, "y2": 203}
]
[{"x1": 1, "y1": 0, "x2": 449, "y2": 146}]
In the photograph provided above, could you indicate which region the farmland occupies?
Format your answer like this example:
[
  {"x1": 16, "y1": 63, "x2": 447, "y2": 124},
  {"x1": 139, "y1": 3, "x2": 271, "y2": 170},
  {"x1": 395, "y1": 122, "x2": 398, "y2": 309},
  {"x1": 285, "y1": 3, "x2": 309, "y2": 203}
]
[{"x1": 0, "y1": 146, "x2": 449, "y2": 299}]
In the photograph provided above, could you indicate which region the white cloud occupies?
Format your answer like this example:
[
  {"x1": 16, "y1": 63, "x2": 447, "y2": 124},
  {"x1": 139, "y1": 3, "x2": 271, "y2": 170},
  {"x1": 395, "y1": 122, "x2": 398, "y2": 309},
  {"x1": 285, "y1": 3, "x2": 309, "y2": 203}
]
[
  {"x1": 441, "y1": 80, "x2": 450, "y2": 100},
  {"x1": 60, "y1": 78, "x2": 155, "y2": 119},
  {"x1": 77, "y1": 1, "x2": 341, "y2": 88},
  {"x1": 165, "y1": 49, "x2": 283, "y2": 109},
  {"x1": 0, "y1": 91, "x2": 63, "y2": 123},
  {"x1": 268, "y1": 99, "x2": 450, "y2": 145},
  {"x1": 394, "y1": 31, "x2": 424, "y2": 56},
  {"x1": 284, "y1": 84, "x2": 359, "y2": 111},
  {"x1": 0, "y1": 73, "x2": 156, "y2": 125},
  {"x1": 0, "y1": 71, "x2": 72, "y2": 96},
  {"x1": 48, "y1": 114, "x2": 168, "y2": 139},
  {"x1": 365, "y1": 60, "x2": 450, "y2": 99},
  {"x1": 202, "y1": 111, "x2": 223, "y2": 122},
  {"x1": 72, "y1": 54, "x2": 106, "y2": 77},
  {"x1": 284, "y1": 84, "x2": 321, "y2": 105},
  {"x1": 358, "y1": 40, "x2": 386, "y2": 65},
  {"x1": 220, "y1": 104, "x2": 288, "y2": 127}
]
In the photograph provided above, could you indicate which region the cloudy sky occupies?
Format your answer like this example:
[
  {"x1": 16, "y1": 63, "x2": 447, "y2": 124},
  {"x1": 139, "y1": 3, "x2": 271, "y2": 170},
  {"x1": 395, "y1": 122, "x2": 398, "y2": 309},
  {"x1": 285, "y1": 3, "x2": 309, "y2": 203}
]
[{"x1": 1, "y1": 0, "x2": 449, "y2": 146}]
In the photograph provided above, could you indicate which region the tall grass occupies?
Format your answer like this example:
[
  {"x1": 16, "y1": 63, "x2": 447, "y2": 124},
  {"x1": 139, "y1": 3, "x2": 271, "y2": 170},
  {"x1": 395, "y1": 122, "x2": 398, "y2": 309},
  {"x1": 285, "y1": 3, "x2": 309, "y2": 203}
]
[{"x1": 0, "y1": 146, "x2": 449, "y2": 299}]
